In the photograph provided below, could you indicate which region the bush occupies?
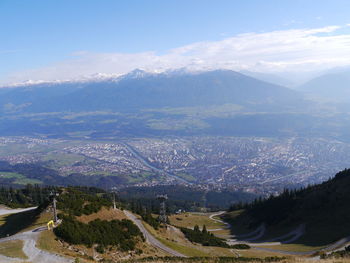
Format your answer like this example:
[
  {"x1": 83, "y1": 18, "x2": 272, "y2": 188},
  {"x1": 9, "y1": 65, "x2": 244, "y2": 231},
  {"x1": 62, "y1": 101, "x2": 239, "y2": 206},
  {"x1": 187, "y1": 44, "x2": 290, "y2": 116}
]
[
  {"x1": 57, "y1": 189, "x2": 112, "y2": 216},
  {"x1": 142, "y1": 212, "x2": 160, "y2": 230},
  {"x1": 231, "y1": 244, "x2": 250, "y2": 249},
  {"x1": 54, "y1": 216, "x2": 142, "y2": 251},
  {"x1": 180, "y1": 225, "x2": 230, "y2": 248},
  {"x1": 95, "y1": 244, "x2": 105, "y2": 254}
]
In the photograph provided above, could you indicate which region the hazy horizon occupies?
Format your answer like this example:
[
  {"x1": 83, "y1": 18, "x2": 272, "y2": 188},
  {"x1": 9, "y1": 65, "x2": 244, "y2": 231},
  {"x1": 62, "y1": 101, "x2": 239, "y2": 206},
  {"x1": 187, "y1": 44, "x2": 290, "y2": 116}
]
[{"x1": 2, "y1": 0, "x2": 350, "y2": 85}]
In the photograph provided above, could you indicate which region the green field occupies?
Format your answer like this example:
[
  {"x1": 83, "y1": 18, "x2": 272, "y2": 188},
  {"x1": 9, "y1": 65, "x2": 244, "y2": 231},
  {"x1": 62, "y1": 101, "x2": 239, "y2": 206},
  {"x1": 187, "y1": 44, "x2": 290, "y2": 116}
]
[
  {"x1": 0, "y1": 172, "x2": 43, "y2": 185},
  {"x1": 41, "y1": 153, "x2": 86, "y2": 168},
  {"x1": 146, "y1": 104, "x2": 243, "y2": 118},
  {"x1": 175, "y1": 173, "x2": 197, "y2": 182},
  {"x1": 0, "y1": 143, "x2": 55, "y2": 156}
]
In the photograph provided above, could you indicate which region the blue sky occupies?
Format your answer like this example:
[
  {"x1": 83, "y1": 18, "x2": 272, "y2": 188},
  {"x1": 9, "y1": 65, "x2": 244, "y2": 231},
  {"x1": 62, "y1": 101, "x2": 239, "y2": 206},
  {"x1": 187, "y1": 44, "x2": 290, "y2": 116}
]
[{"x1": 1, "y1": 0, "x2": 350, "y2": 84}]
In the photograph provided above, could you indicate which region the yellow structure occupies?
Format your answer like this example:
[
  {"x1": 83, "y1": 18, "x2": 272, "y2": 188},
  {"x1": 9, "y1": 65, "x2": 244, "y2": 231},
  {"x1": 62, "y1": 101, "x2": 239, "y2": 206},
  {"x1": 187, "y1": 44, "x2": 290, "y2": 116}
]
[{"x1": 47, "y1": 220, "x2": 55, "y2": 230}]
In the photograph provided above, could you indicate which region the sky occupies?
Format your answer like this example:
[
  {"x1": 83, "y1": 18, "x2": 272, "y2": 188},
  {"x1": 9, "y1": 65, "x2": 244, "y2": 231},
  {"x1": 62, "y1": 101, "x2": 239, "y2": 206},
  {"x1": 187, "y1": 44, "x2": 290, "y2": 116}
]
[{"x1": 1, "y1": 0, "x2": 350, "y2": 85}]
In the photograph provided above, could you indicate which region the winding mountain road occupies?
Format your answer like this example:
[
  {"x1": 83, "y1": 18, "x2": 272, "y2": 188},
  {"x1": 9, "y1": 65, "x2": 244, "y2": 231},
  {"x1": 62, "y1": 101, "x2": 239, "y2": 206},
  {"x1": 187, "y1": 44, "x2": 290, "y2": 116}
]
[
  {"x1": 124, "y1": 210, "x2": 186, "y2": 257},
  {"x1": 208, "y1": 211, "x2": 350, "y2": 257},
  {"x1": 207, "y1": 211, "x2": 231, "y2": 231}
]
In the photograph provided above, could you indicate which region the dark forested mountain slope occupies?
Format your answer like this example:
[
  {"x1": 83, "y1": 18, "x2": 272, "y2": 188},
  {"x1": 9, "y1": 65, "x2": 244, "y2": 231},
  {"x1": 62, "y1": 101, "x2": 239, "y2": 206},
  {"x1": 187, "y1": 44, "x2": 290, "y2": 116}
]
[{"x1": 228, "y1": 169, "x2": 350, "y2": 245}]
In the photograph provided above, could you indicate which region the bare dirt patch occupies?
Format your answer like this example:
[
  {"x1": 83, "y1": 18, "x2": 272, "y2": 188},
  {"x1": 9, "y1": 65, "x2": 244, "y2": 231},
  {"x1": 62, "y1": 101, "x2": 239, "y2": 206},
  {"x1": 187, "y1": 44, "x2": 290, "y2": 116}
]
[{"x1": 77, "y1": 207, "x2": 127, "y2": 223}]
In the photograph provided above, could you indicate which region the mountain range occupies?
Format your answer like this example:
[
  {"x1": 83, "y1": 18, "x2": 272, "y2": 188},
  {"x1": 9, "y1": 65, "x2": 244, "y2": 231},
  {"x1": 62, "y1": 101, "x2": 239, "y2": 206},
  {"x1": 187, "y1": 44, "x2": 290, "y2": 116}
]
[
  {"x1": 0, "y1": 69, "x2": 303, "y2": 114},
  {"x1": 0, "y1": 69, "x2": 349, "y2": 140}
]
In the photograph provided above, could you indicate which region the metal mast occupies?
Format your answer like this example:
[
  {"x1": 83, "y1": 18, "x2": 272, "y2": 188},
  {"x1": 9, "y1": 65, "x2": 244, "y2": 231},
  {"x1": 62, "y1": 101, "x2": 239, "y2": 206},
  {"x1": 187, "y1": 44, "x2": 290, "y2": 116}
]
[
  {"x1": 50, "y1": 191, "x2": 59, "y2": 223},
  {"x1": 113, "y1": 192, "x2": 117, "y2": 210},
  {"x1": 53, "y1": 197, "x2": 58, "y2": 223},
  {"x1": 156, "y1": 194, "x2": 168, "y2": 224}
]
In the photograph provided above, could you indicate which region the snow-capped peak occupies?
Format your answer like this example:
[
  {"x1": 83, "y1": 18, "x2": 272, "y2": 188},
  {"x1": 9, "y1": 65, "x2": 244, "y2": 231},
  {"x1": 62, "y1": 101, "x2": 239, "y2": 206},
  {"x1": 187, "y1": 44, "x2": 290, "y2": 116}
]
[
  {"x1": 120, "y1": 68, "x2": 155, "y2": 79},
  {"x1": 0, "y1": 67, "x2": 212, "y2": 88}
]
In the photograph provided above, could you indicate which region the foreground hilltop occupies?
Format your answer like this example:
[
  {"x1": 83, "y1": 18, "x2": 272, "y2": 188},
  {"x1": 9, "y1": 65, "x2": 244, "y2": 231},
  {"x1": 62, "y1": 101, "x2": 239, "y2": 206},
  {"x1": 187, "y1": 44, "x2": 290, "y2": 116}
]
[{"x1": 0, "y1": 174, "x2": 350, "y2": 261}]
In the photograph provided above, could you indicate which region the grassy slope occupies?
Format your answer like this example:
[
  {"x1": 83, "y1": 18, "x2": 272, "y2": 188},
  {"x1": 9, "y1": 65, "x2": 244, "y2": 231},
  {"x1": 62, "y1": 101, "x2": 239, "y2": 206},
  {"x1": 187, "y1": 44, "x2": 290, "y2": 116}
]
[
  {"x1": 37, "y1": 230, "x2": 62, "y2": 254},
  {"x1": 142, "y1": 221, "x2": 210, "y2": 257},
  {"x1": 0, "y1": 172, "x2": 43, "y2": 185},
  {"x1": 168, "y1": 212, "x2": 286, "y2": 257},
  {"x1": 0, "y1": 240, "x2": 27, "y2": 259},
  {"x1": 38, "y1": 210, "x2": 169, "y2": 261},
  {"x1": 76, "y1": 207, "x2": 127, "y2": 223},
  {"x1": 169, "y1": 213, "x2": 225, "y2": 229},
  {"x1": 142, "y1": 217, "x2": 281, "y2": 258},
  {"x1": 123, "y1": 258, "x2": 350, "y2": 263},
  {"x1": 169, "y1": 212, "x2": 233, "y2": 239},
  {"x1": 37, "y1": 230, "x2": 89, "y2": 261}
]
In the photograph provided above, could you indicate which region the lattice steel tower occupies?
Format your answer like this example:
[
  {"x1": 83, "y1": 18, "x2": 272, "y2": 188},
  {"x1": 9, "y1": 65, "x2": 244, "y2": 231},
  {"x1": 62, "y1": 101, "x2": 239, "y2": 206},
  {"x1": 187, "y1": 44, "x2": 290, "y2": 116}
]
[{"x1": 157, "y1": 194, "x2": 168, "y2": 224}]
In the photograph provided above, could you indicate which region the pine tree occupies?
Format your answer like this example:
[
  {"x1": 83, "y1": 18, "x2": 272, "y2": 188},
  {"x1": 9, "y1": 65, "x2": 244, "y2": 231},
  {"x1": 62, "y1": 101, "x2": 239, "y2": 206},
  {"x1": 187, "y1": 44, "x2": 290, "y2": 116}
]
[{"x1": 194, "y1": 225, "x2": 200, "y2": 232}]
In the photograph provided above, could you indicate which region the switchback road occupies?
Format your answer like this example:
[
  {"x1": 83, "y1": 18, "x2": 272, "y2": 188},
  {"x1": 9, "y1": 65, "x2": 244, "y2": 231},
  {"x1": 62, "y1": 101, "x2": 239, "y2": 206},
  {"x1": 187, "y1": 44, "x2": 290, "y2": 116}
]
[{"x1": 124, "y1": 210, "x2": 186, "y2": 257}]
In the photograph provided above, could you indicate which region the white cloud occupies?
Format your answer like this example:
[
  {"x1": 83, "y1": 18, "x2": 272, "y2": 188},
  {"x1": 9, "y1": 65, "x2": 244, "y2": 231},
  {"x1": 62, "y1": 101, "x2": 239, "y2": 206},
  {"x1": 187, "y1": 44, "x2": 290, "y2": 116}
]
[{"x1": 4, "y1": 25, "x2": 350, "y2": 84}]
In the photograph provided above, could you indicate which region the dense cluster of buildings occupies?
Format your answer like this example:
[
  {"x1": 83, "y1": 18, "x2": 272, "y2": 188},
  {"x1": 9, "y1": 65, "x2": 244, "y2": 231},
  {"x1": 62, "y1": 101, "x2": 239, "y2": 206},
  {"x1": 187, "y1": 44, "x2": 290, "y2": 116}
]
[{"x1": 0, "y1": 136, "x2": 350, "y2": 194}]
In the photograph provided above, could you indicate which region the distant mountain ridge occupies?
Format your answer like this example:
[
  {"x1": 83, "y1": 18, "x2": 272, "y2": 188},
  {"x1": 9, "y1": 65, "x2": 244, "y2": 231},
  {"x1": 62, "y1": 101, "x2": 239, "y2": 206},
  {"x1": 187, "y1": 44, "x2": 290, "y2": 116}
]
[
  {"x1": 298, "y1": 70, "x2": 350, "y2": 102},
  {"x1": 0, "y1": 69, "x2": 304, "y2": 114},
  {"x1": 240, "y1": 70, "x2": 296, "y2": 88}
]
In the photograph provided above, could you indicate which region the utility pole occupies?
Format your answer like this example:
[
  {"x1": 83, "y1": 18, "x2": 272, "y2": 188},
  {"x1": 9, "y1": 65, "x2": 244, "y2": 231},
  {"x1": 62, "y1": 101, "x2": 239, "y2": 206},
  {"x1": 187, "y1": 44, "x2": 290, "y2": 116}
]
[
  {"x1": 53, "y1": 196, "x2": 58, "y2": 223},
  {"x1": 157, "y1": 194, "x2": 168, "y2": 224},
  {"x1": 113, "y1": 192, "x2": 116, "y2": 210},
  {"x1": 50, "y1": 191, "x2": 59, "y2": 223}
]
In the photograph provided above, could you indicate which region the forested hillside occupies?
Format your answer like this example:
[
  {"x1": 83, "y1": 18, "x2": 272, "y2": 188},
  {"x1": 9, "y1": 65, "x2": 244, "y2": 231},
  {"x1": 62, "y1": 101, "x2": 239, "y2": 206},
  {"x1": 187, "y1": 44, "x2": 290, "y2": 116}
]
[
  {"x1": 119, "y1": 185, "x2": 256, "y2": 212},
  {"x1": 0, "y1": 185, "x2": 56, "y2": 208},
  {"x1": 228, "y1": 169, "x2": 350, "y2": 245},
  {"x1": 53, "y1": 187, "x2": 144, "y2": 253}
]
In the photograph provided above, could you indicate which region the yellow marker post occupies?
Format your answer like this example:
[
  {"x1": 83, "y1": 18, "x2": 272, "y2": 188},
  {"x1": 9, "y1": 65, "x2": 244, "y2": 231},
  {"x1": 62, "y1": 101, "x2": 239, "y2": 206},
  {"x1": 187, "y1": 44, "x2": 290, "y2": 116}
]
[{"x1": 47, "y1": 220, "x2": 55, "y2": 230}]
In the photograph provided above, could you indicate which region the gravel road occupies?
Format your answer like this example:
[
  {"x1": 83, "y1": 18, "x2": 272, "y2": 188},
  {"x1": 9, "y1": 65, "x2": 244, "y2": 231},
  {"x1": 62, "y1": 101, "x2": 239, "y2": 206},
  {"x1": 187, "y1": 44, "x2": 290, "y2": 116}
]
[
  {"x1": 0, "y1": 227, "x2": 73, "y2": 263},
  {"x1": 0, "y1": 207, "x2": 37, "y2": 216},
  {"x1": 124, "y1": 210, "x2": 186, "y2": 257},
  {"x1": 0, "y1": 207, "x2": 73, "y2": 263}
]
